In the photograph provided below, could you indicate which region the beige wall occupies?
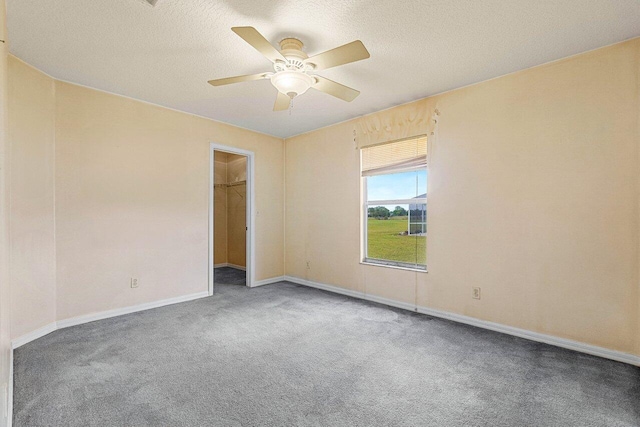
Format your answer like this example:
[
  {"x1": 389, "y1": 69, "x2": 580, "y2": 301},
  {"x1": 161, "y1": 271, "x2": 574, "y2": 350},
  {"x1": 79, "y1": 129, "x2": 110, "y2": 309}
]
[
  {"x1": 5, "y1": 33, "x2": 639, "y2": 362},
  {"x1": 8, "y1": 57, "x2": 56, "y2": 339},
  {"x1": 6, "y1": 56, "x2": 284, "y2": 335},
  {"x1": 0, "y1": 0, "x2": 11, "y2": 423},
  {"x1": 55, "y1": 82, "x2": 284, "y2": 321},
  {"x1": 285, "y1": 39, "x2": 640, "y2": 356}
]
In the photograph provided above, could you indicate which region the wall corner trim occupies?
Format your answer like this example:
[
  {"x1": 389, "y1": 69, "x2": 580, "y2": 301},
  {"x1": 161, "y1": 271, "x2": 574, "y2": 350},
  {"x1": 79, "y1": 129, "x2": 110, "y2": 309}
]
[
  {"x1": 10, "y1": 323, "x2": 57, "y2": 350},
  {"x1": 215, "y1": 263, "x2": 248, "y2": 271},
  {"x1": 282, "y1": 275, "x2": 640, "y2": 367},
  {"x1": 8, "y1": 349, "x2": 13, "y2": 427},
  {"x1": 11, "y1": 291, "x2": 209, "y2": 350},
  {"x1": 253, "y1": 276, "x2": 285, "y2": 287}
]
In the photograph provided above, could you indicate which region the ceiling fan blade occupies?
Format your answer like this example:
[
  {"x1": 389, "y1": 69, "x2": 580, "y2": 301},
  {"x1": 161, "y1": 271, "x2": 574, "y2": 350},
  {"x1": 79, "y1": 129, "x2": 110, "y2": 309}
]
[
  {"x1": 312, "y1": 76, "x2": 360, "y2": 102},
  {"x1": 231, "y1": 27, "x2": 286, "y2": 63},
  {"x1": 208, "y1": 73, "x2": 268, "y2": 86},
  {"x1": 273, "y1": 91, "x2": 291, "y2": 111},
  {"x1": 304, "y1": 40, "x2": 370, "y2": 71}
]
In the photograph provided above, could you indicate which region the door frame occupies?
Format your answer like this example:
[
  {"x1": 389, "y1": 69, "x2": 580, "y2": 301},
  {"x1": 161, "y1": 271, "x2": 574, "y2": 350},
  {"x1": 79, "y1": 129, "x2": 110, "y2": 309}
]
[{"x1": 209, "y1": 143, "x2": 256, "y2": 295}]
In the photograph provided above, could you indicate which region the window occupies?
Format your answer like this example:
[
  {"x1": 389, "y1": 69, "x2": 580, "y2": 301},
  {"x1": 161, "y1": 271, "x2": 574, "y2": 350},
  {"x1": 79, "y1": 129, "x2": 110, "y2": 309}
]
[{"x1": 361, "y1": 136, "x2": 427, "y2": 270}]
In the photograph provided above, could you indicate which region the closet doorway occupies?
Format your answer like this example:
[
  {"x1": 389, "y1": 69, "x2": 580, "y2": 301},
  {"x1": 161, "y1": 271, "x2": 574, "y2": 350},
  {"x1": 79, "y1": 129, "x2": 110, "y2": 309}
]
[{"x1": 209, "y1": 144, "x2": 255, "y2": 294}]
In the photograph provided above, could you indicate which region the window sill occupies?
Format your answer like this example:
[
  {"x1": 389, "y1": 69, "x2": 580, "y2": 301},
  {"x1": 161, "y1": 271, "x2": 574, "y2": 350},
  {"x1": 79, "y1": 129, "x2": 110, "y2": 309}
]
[{"x1": 360, "y1": 261, "x2": 428, "y2": 273}]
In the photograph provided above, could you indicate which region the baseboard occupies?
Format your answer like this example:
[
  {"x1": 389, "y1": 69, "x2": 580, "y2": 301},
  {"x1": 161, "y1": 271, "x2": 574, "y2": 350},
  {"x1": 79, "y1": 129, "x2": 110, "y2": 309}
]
[
  {"x1": 283, "y1": 275, "x2": 640, "y2": 367},
  {"x1": 11, "y1": 323, "x2": 57, "y2": 350},
  {"x1": 284, "y1": 275, "x2": 363, "y2": 298},
  {"x1": 57, "y1": 291, "x2": 209, "y2": 329},
  {"x1": 358, "y1": 291, "x2": 418, "y2": 312},
  {"x1": 11, "y1": 291, "x2": 209, "y2": 350},
  {"x1": 283, "y1": 276, "x2": 416, "y2": 312},
  {"x1": 415, "y1": 305, "x2": 640, "y2": 366},
  {"x1": 253, "y1": 276, "x2": 285, "y2": 287},
  {"x1": 214, "y1": 263, "x2": 246, "y2": 271}
]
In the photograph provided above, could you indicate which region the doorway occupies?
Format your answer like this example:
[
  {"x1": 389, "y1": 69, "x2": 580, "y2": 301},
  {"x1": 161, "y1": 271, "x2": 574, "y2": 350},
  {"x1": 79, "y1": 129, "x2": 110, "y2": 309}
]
[{"x1": 209, "y1": 144, "x2": 255, "y2": 294}]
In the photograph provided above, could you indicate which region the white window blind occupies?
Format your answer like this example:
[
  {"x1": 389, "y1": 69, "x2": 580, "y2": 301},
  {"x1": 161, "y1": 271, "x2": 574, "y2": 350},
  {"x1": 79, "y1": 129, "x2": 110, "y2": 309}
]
[{"x1": 361, "y1": 136, "x2": 427, "y2": 177}]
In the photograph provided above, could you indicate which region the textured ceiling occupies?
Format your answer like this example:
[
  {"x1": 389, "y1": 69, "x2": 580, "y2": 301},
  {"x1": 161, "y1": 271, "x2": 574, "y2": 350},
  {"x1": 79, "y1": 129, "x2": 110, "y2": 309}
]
[{"x1": 7, "y1": 0, "x2": 640, "y2": 138}]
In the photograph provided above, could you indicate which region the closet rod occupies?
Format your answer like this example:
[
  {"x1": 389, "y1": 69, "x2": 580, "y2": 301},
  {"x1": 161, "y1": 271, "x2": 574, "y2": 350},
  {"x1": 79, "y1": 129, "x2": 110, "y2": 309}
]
[{"x1": 214, "y1": 180, "x2": 246, "y2": 188}]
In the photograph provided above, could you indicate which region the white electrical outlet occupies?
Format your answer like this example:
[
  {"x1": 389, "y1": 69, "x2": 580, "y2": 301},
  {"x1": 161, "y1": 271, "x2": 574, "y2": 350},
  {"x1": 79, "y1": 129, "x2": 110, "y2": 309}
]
[
  {"x1": 131, "y1": 278, "x2": 139, "y2": 288},
  {"x1": 472, "y1": 287, "x2": 481, "y2": 300}
]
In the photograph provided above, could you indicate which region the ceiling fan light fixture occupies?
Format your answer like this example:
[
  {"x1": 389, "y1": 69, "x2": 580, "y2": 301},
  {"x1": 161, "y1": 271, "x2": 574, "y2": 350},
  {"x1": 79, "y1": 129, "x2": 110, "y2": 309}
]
[
  {"x1": 270, "y1": 71, "x2": 315, "y2": 98},
  {"x1": 208, "y1": 27, "x2": 370, "y2": 110}
]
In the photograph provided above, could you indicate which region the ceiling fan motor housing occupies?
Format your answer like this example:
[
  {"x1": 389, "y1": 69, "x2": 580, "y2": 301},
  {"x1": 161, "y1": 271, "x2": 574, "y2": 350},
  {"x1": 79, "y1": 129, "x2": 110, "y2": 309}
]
[
  {"x1": 269, "y1": 37, "x2": 316, "y2": 98},
  {"x1": 279, "y1": 38, "x2": 307, "y2": 57},
  {"x1": 274, "y1": 38, "x2": 311, "y2": 72}
]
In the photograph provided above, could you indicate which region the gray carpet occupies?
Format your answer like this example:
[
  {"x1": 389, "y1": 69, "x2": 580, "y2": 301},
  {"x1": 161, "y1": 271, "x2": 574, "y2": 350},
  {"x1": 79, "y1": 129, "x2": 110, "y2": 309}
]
[
  {"x1": 214, "y1": 266, "x2": 246, "y2": 287},
  {"x1": 13, "y1": 280, "x2": 640, "y2": 427}
]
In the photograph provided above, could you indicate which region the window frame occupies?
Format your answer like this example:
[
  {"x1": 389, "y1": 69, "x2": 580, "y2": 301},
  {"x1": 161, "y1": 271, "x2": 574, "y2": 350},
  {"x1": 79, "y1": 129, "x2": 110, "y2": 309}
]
[{"x1": 361, "y1": 171, "x2": 427, "y2": 272}]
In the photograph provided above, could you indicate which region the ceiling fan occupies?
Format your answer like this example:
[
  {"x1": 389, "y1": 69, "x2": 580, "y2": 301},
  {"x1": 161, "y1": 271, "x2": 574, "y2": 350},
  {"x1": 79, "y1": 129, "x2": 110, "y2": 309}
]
[{"x1": 208, "y1": 27, "x2": 370, "y2": 111}]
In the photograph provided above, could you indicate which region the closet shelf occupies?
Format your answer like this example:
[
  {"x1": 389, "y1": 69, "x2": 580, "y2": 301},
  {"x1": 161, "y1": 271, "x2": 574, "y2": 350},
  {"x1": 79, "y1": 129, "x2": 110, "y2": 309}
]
[{"x1": 214, "y1": 180, "x2": 246, "y2": 188}]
